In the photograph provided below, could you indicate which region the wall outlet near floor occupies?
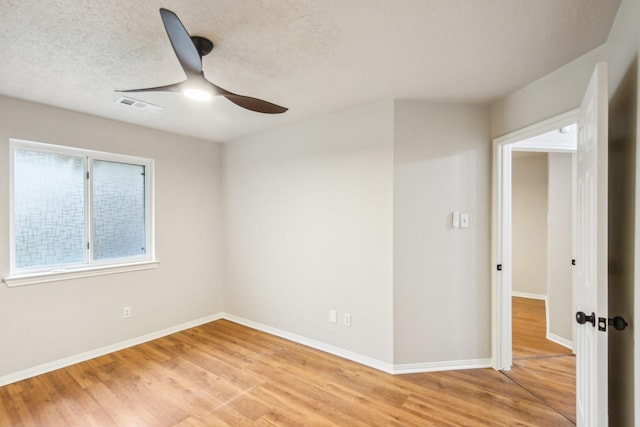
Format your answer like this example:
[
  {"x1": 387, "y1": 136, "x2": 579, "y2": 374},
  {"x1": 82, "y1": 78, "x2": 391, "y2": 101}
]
[
  {"x1": 123, "y1": 306, "x2": 132, "y2": 318},
  {"x1": 344, "y1": 313, "x2": 351, "y2": 327},
  {"x1": 329, "y1": 309, "x2": 337, "y2": 323}
]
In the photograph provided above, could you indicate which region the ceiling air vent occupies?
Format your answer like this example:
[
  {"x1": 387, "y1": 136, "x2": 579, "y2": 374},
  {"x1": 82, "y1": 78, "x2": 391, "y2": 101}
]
[{"x1": 115, "y1": 97, "x2": 163, "y2": 113}]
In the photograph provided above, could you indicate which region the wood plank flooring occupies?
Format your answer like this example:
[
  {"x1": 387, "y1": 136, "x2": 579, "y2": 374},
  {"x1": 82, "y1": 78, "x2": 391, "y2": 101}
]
[
  {"x1": 1, "y1": 317, "x2": 574, "y2": 426},
  {"x1": 511, "y1": 297, "x2": 573, "y2": 359},
  {"x1": 503, "y1": 297, "x2": 576, "y2": 424}
]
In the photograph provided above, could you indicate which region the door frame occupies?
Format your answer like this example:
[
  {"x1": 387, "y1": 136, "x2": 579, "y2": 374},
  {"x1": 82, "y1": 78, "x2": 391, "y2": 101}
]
[{"x1": 491, "y1": 109, "x2": 578, "y2": 370}]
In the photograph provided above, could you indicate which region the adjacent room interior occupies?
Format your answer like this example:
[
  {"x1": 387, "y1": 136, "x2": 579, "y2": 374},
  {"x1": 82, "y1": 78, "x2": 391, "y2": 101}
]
[{"x1": 506, "y1": 126, "x2": 577, "y2": 422}]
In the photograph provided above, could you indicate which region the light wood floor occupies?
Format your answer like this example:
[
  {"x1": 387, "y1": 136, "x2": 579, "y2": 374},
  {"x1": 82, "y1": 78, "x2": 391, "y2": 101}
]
[
  {"x1": 0, "y1": 317, "x2": 575, "y2": 426},
  {"x1": 503, "y1": 297, "x2": 575, "y2": 424},
  {"x1": 511, "y1": 297, "x2": 573, "y2": 360}
]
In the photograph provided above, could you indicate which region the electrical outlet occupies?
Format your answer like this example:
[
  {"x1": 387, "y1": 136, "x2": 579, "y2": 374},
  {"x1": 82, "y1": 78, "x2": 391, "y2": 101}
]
[
  {"x1": 344, "y1": 313, "x2": 351, "y2": 327},
  {"x1": 123, "y1": 307, "x2": 132, "y2": 318},
  {"x1": 329, "y1": 309, "x2": 337, "y2": 323}
]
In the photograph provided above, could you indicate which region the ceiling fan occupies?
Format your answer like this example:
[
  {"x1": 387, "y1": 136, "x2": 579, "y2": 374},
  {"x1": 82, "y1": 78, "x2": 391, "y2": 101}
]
[{"x1": 117, "y1": 8, "x2": 287, "y2": 114}]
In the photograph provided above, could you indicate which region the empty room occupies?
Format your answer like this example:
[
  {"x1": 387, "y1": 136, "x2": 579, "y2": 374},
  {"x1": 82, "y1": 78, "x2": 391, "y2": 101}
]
[{"x1": 1, "y1": 1, "x2": 638, "y2": 425}]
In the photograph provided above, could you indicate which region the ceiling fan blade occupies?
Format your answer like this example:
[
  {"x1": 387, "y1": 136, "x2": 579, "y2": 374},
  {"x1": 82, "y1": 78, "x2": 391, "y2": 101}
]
[
  {"x1": 159, "y1": 8, "x2": 202, "y2": 78},
  {"x1": 116, "y1": 82, "x2": 184, "y2": 94},
  {"x1": 223, "y1": 94, "x2": 288, "y2": 114}
]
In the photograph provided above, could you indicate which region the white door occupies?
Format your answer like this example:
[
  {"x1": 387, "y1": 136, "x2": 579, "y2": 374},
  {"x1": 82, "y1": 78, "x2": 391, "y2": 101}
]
[{"x1": 575, "y1": 62, "x2": 608, "y2": 426}]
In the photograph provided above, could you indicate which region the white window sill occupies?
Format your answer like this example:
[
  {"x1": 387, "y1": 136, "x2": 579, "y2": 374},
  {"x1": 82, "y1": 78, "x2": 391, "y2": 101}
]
[{"x1": 2, "y1": 260, "x2": 160, "y2": 287}]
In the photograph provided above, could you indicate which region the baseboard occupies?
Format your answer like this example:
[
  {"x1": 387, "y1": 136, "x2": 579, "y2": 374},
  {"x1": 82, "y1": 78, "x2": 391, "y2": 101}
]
[
  {"x1": 0, "y1": 313, "x2": 223, "y2": 387},
  {"x1": 392, "y1": 359, "x2": 493, "y2": 374},
  {"x1": 511, "y1": 291, "x2": 547, "y2": 301},
  {"x1": 222, "y1": 314, "x2": 492, "y2": 375},
  {"x1": 222, "y1": 313, "x2": 395, "y2": 374},
  {"x1": 547, "y1": 332, "x2": 573, "y2": 350},
  {"x1": 1, "y1": 312, "x2": 495, "y2": 387}
]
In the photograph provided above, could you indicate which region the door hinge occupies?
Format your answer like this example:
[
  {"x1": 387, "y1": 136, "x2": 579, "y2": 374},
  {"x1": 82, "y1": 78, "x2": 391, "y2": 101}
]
[
  {"x1": 87, "y1": 242, "x2": 90, "y2": 250},
  {"x1": 497, "y1": 264, "x2": 502, "y2": 271},
  {"x1": 572, "y1": 259, "x2": 576, "y2": 266}
]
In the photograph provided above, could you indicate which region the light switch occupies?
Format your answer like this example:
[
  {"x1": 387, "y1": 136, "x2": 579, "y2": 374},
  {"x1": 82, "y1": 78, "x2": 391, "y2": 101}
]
[
  {"x1": 461, "y1": 213, "x2": 470, "y2": 228},
  {"x1": 452, "y1": 211, "x2": 460, "y2": 228}
]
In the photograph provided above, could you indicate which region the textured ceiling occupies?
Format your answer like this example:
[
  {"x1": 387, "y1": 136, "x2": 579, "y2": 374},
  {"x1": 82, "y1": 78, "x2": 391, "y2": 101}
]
[{"x1": 0, "y1": 0, "x2": 621, "y2": 142}]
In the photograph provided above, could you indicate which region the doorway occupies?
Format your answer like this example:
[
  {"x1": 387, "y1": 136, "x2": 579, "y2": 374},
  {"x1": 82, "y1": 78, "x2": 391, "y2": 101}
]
[
  {"x1": 492, "y1": 109, "x2": 578, "y2": 368},
  {"x1": 507, "y1": 148, "x2": 576, "y2": 422},
  {"x1": 509, "y1": 146, "x2": 575, "y2": 355},
  {"x1": 491, "y1": 111, "x2": 578, "y2": 421}
]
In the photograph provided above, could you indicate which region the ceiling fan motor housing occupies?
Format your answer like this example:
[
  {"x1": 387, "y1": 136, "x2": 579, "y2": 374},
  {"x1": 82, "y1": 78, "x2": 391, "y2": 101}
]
[{"x1": 191, "y1": 36, "x2": 213, "y2": 57}]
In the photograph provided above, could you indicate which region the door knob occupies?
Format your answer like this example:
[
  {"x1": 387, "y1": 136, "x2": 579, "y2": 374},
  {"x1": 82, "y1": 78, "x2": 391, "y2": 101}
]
[
  {"x1": 576, "y1": 311, "x2": 596, "y2": 327},
  {"x1": 609, "y1": 316, "x2": 629, "y2": 331}
]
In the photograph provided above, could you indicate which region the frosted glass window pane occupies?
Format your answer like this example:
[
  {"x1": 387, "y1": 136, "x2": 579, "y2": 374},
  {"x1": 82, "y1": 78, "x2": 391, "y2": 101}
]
[
  {"x1": 92, "y1": 160, "x2": 146, "y2": 260},
  {"x1": 14, "y1": 150, "x2": 86, "y2": 269}
]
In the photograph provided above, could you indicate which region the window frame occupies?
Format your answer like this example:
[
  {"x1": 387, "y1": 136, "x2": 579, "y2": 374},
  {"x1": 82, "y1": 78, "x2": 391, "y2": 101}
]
[{"x1": 4, "y1": 139, "x2": 158, "y2": 286}]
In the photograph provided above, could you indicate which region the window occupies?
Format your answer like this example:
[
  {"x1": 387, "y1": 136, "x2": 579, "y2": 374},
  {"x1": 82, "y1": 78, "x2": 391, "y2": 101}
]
[{"x1": 5, "y1": 139, "x2": 157, "y2": 286}]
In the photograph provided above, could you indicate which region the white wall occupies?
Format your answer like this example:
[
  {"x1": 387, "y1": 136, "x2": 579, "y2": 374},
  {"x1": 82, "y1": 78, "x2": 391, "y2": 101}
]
[
  {"x1": 223, "y1": 101, "x2": 395, "y2": 364},
  {"x1": 0, "y1": 95, "x2": 224, "y2": 379},
  {"x1": 607, "y1": 0, "x2": 640, "y2": 99},
  {"x1": 490, "y1": 45, "x2": 607, "y2": 139},
  {"x1": 511, "y1": 152, "x2": 548, "y2": 297},
  {"x1": 393, "y1": 101, "x2": 491, "y2": 365},
  {"x1": 547, "y1": 152, "x2": 573, "y2": 344}
]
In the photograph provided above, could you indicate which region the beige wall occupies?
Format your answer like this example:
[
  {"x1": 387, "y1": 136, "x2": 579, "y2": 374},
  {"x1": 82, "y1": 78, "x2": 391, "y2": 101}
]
[
  {"x1": 224, "y1": 99, "x2": 492, "y2": 368},
  {"x1": 393, "y1": 101, "x2": 491, "y2": 365},
  {"x1": 606, "y1": 0, "x2": 639, "y2": 423},
  {"x1": 0, "y1": 95, "x2": 224, "y2": 379},
  {"x1": 608, "y1": 54, "x2": 636, "y2": 427},
  {"x1": 223, "y1": 101, "x2": 395, "y2": 364},
  {"x1": 547, "y1": 153, "x2": 573, "y2": 344},
  {"x1": 511, "y1": 152, "x2": 548, "y2": 297}
]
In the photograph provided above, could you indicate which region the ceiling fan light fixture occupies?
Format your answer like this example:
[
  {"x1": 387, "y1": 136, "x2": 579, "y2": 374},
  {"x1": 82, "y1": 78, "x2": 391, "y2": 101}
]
[
  {"x1": 183, "y1": 88, "x2": 212, "y2": 101},
  {"x1": 116, "y1": 8, "x2": 287, "y2": 114}
]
